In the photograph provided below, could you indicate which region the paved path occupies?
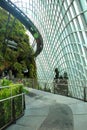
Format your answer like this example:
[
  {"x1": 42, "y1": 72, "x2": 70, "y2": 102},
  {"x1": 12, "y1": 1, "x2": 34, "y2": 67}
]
[
  {"x1": 39, "y1": 103, "x2": 73, "y2": 130},
  {"x1": 6, "y1": 88, "x2": 87, "y2": 130}
]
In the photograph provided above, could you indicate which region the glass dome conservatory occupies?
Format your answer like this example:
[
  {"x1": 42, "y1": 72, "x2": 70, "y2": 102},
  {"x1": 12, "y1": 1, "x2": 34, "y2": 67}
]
[
  {"x1": 10, "y1": 0, "x2": 87, "y2": 82},
  {"x1": 1, "y1": 0, "x2": 87, "y2": 83}
]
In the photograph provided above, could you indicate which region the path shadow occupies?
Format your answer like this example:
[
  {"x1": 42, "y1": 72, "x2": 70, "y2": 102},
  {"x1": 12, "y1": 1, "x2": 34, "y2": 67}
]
[{"x1": 39, "y1": 103, "x2": 73, "y2": 130}]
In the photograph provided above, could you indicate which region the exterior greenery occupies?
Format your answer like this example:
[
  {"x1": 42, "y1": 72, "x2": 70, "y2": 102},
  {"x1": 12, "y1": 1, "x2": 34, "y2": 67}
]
[{"x1": 0, "y1": 8, "x2": 37, "y2": 79}]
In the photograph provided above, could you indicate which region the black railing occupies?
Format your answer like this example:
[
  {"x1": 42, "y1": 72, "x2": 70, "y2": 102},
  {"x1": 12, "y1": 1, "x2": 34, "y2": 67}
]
[{"x1": 0, "y1": 92, "x2": 25, "y2": 130}]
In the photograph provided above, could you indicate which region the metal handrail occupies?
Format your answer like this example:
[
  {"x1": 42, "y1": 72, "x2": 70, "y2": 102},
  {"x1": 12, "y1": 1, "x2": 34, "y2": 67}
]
[
  {"x1": 0, "y1": 93, "x2": 24, "y2": 102},
  {"x1": 0, "y1": 86, "x2": 10, "y2": 89},
  {"x1": 0, "y1": 87, "x2": 25, "y2": 130},
  {"x1": 15, "y1": 78, "x2": 87, "y2": 101}
]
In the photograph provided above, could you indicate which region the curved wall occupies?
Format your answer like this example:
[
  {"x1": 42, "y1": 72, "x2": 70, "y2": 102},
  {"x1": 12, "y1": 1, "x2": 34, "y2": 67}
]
[{"x1": 10, "y1": 0, "x2": 87, "y2": 85}]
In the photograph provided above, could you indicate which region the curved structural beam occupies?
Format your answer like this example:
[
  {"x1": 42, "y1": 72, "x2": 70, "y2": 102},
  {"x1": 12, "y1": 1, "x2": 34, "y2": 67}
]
[{"x1": 0, "y1": 0, "x2": 43, "y2": 57}]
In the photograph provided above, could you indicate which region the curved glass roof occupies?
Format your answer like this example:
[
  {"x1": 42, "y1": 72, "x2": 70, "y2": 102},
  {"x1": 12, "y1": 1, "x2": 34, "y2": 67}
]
[{"x1": 10, "y1": 0, "x2": 87, "y2": 83}]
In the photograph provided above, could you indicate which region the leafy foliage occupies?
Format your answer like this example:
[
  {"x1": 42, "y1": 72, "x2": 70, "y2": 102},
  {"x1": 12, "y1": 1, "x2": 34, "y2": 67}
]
[
  {"x1": 0, "y1": 8, "x2": 37, "y2": 79},
  {"x1": 1, "y1": 78, "x2": 12, "y2": 86},
  {"x1": 0, "y1": 79, "x2": 25, "y2": 128}
]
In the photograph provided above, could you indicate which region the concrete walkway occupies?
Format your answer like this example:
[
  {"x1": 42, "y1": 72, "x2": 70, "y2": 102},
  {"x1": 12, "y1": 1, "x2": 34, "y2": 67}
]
[{"x1": 6, "y1": 88, "x2": 87, "y2": 130}]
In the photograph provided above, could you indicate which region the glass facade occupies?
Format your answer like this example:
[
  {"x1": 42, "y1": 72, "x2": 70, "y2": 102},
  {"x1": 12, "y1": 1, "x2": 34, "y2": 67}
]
[{"x1": 10, "y1": 0, "x2": 87, "y2": 84}]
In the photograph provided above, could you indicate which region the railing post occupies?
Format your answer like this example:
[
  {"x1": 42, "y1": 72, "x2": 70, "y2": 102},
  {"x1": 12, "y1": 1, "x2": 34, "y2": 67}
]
[
  {"x1": 53, "y1": 81, "x2": 56, "y2": 94},
  {"x1": 22, "y1": 93, "x2": 25, "y2": 113},
  {"x1": 38, "y1": 82, "x2": 39, "y2": 90},
  {"x1": 67, "y1": 84, "x2": 69, "y2": 96},
  {"x1": 32, "y1": 79, "x2": 34, "y2": 88},
  {"x1": 23, "y1": 94, "x2": 26, "y2": 110},
  {"x1": 44, "y1": 83, "x2": 47, "y2": 91},
  {"x1": 12, "y1": 98, "x2": 16, "y2": 123},
  {"x1": 84, "y1": 87, "x2": 86, "y2": 102},
  {"x1": 0, "y1": 102, "x2": 5, "y2": 127}
]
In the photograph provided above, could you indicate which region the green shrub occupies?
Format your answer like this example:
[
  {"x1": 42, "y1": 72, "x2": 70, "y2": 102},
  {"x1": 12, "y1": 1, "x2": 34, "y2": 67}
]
[
  {"x1": 10, "y1": 83, "x2": 23, "y2": 95},
  {"x1": 0, "y1": 88, "x2": 10, "y2": 100},
  {"x1": 0, "y1": 80, "x2": 25, "y2": 128},
  {"x1": 0, "y1": 89, "x2": 11, "y2": 127},
  {"x1": 1, "y1": 78, "x2": 12, "y2": 86},
  {"x1": 23, "y1": 88, "x2": 29, "y2": 94}
]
